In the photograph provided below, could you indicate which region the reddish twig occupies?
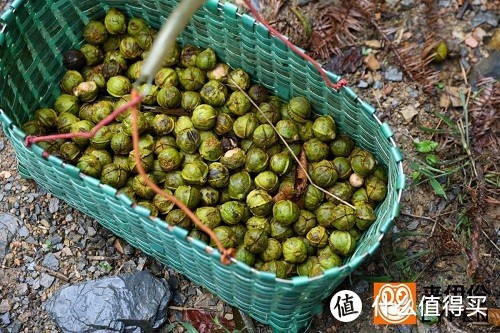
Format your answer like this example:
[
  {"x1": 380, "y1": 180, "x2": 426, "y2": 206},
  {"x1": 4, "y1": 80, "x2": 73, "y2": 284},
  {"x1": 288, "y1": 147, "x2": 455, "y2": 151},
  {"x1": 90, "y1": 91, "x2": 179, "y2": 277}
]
[{"x1": 243, "y1": 0, "x2": 347, "y2": 92}]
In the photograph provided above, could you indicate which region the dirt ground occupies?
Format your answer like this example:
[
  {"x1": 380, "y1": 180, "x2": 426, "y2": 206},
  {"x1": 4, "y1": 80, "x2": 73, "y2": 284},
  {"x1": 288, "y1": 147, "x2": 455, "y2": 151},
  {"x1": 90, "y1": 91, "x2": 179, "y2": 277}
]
[{"x1": 0, "y1": 0, "x2": 498, "y2": 332}]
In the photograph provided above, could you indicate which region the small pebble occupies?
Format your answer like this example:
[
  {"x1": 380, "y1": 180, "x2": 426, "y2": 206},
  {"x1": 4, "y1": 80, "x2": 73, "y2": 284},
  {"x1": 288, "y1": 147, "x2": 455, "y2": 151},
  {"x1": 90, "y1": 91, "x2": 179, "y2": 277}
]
[
  {"x1": 42, "y1": 253, "x2": 59, "y2": 270},
  {"x1": 357, "y1": 80, "x2": 369, "y2": 88},
  {"x1": 0, "y1": 139, "x2": 5, "y2": 152},
  {"x1": 87, "y1": 226, "x2": 97, "y2": 237},
  {"x1": 407, "y1": 220, "x2": 420, "y2": 230},
  {"x1": 18, "y1": 226, "x2": 29, "y2": 238},
  {"x1": 384, "y1": 67, "x2": 403, "y2": 81},
  {"x1": 39, "y1": 273, "x2": 55, "y2": 288},
  {"x1": 48, "y1": 198, "x2": 59, "y2": 214},
  {"x1": 373, "y1": 81, "x2": 383, "y2": 89}
]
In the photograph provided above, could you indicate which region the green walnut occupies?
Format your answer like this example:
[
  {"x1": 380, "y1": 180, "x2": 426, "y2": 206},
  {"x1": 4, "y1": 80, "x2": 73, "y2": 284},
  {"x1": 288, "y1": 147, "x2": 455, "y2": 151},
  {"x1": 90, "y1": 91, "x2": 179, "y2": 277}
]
[
  {"x1": 231, "y1": 224, "x2": 247, "y2": 245},
  {"x1": 303, "y1": 138, "x2": 330, "y2": 162},
  {"x1": 165, "y1": 209, "x2": 192, "y2": 229},
  {"x1": 315, "y1": 202, "x2": 337, "y2": 228},
  {"x1": 297, "y1": 256, "x2": 319, "y2": 276},
  {"x1": 106, "y1": 75, "x2": 131, "y2": 97},
  {"x1": 188, "y1": 230, "x2": 209, "y2": 244},
  {"x1": 152, "y1": 114, "x2": 175, "y2": 136},
  {"x1": 306, "y1": 225, "x2": 329, "y2": 248},
  {"x1": 354, "y1": 201, "x2": 376, "y2": 230},
  {"x1": 348, "y1": 227, "x2": 363, "y2": 242},
  {"x1": 332, "y1": 157, "x2": 352, "y2": 180},
  {"x1": 240, "y1": 139, "x2": 254, "y2": 153},
  {"x1": 329, "y1": 230, "x2": 356, "y2": 257},
  {"x1": 70, "y1": 119, "x2": 94, "y2": 146},
  {"x1": 246, "y1": 216, "x2": 271, "y2": 234},
  {"x1": 110, "y1": 132, "x2": 133, "y2": 155},
  {"x1": 122, "y1": 112, "x2": 148, "y2": 136},
  {"x1": 312, "y1": 115, "x2": 337, "y2": 142},
  {"x1": 196, "y1": 48, "x2": 217, "y2": 71},
  {"x1": 227, "y1": 68, "x2": 250, "y2": 91},
  {"x1": 254, "y1": 171, "x2": 279, "y2": 193},
  {"x1": 128, "y1": 149, "x2": 154, "y2": 174},
  {"x1": 331, "y1": 134, "x2": 355, "y2": 157},
  {"x1": 60, "y1": 142, "x2": 81, "y2": 164},
  {"x1": 119, "y1": 36, "x2": 142, "y2": 59},
  {"x1": 372, "y1": 165, "x2": 387, "y2": 182},
  {"x1": 349, "y1": 173, "x2": 364, "y2": 188},
  {"x1": 194, "y1": 207, "x2": 221, "y2": 231},
  {"x1": 206, "y1": 162, "x2": 229, "y2": 188},
  {"x1": 76, "y1": 155, "x2": 101, "y2": 178},
  {"x1": 219, "y1": 201, "x2": 246, "y2": 225},
  {"x1": 80, "y1": 44, "x2": 103, "y2": 67},
  {"x1": 260, "y1": 238, "x2": 282, "y2": 262},
  {"x1": 34, "y1": 108, "x2": 58, "y2": 129},
  {"x1": 350, "y1": 149, "x2": 376, "y2": 177},
  {"x1": 245, "y1": 147, "x2": 269, "y2": 173},
  {"x1": 180, "y1": 44, "x2": 200, "y2": 67},
  {"x1": 293, "y1": 210, "x2": 317, "y2": 236},
  {"x1": 124, "y1": 60, "x2": 142, "y2": 82},
  {"x1": 270, "y1": 219, "x2": 294, "y2": 242},
  {"x1": 261, "y1": 260, "x2": 288, "y2": 278},
  {"x1": 365, "y1": 175, "x2": 387, "y2": 202},
  {"x1": 282, "y1": 237, "x2": 307, "y2": 264},
  {"x1": 60, "y1": 70, "x2": 84, "y2": 95},
  {"x1": 191, "y1": 104, "x2": 218, "y2": 130},
  {"x1": 351, "y1": 187, "x2": 370, "y2": 205},
  {"x1": 244, "y1": 228, "x2": 269, "y2": 254},
  {"x1": 206, "y1": 63, "x2": 230, "y2": 83},
  {"x1": 266, "y1": 144, "x2": 282, "y2": 157},
  {"x1": 213, "y1": 113, "x2": 234, "y2": 136},
  {"x1": 154, "y1": 67, "x2": 178, "y2": 88},
  {"x1": 157, "y1": 86, "x2": 181, "y2": 108},
  {"x1": 275, "y1": 120, "x2": 299, "y2": 143},
  {"x1": 298, "y1": 120, "x2": 314, "y2": 142},
  {"x1": 234, "y1": 245, "x2": 255, "y2": 266},
  {"x1": 178, "y1": 67, "x2": 206, "y2": 91},
  {"x1": 269, "y1": 151, "x2": 293, "y2": 176},
  {"x1": 309, "y1": 160, "x2": 338, "y2": 188},
  {"x1": 211, "y1": 226, "x2": 237, "y2": 248},
  {"x1": 200, "y1": 186, "x2": 220, "y2": 206},
  {"x1": 228, "y1": 171, "x2": 253, "y2": 200},
  {"x1": 287, "y1": 96, "x2": 311, "y2": 123},
  {"x1": 200, "y1": 80, "x2": 228, "y2": 107},
  {"x1": 83, "y1": 20, "x2": 108, "y2": 45},
  {"x1": 246, "y1": 189, "x2": 274, "y2": 217},
  {"x1": 273, "y1": 200, "x2": 300, "y2": 226},
  {"x1": 100, "y1": 163, "x2": 129, "y2": 188},
  {"x1": 226, "y1": 91, "x2": 251, "y2": 116},
  {"x1": 131, "y1": 173, "x2": 157, "y2": 199},
  {"x1": 303, "y1": 185, "x2": 325, "y2": 211},
  {"x1": 104, "y1": 8, "x2": 126, "y2": 34},
  {"x1": 248, "y1": 85, "x2": 269, "y2": 105},
  {"x1": 90, "y1": 149, "x2": 113, "y2": 167},
  {"x1": 326, "y1": 182, "x2": 354, "y2": 204},
  {"x1": 54, "y1": 94, "x2": 80, "y2": 115},
  {"x1": 176, "y1": 128, "x2": 201, "y2": 154},
  {"x1": 181, "y1": 160, "x2": 208, "y2": 186},
  {"x1": 252, "y1": 124, "x2": 278, "y2": 148},
  {"x1": 255, "y1": 102, "x2": 281, "y2": 125},
  {"x1": 233, "y1": 113, "x2": 259, "y2": 139},
  {"x1": 91, "y1": 100, "x2": 114, "y2": 124},
  {"x1": 127, "y1": 17, "x2": 149, "y2": 36},
  {"x1": 137, "y1": 84, "x2": 159, "y2": 105},
  {"x1": 157, "y1": 147, "x2": 183, "y2": 171},
  {"x1": 317, "y1": 246, "x2": 342, "y2": 269},
  {"x1": 151, "y1": 160, "x2": 168, "y2": 184},
  {"x1": 331, "y1": 204, "x2": 356, "y2": 231},
  {"x1": 174, "y1": 185, "x2": 201, "y2": 209},
  {"x1": 154, "y1": 135, "x2": 177, "y2": 154},
  {"x1": 174, "y1": 116, "x2": 194, "y2": 136},
  {"x1": 163, "y1": 171, "x2": 185, "y2": 190}
]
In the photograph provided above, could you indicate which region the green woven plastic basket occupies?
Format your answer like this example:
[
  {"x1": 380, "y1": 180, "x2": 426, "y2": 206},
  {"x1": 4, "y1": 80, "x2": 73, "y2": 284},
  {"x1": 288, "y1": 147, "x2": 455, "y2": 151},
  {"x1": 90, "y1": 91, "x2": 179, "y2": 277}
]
[{"x1": 0, "y1": 0, "x2": 404, "y2": 331}]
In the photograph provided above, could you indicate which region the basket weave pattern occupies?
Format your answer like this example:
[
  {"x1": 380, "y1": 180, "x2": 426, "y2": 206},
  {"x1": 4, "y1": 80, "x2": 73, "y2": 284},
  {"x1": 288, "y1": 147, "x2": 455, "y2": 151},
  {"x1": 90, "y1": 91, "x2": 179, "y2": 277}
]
[{"x1": 0, "y1": 0, "x2": 405, "y2": 331}]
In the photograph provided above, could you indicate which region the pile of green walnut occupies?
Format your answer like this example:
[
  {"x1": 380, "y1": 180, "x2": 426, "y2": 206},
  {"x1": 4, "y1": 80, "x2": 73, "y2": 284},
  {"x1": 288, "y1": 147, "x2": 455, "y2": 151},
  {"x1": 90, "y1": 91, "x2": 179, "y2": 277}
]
[{"x1": 22, "y1": 8, "x2": 388, "y2": 278}]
